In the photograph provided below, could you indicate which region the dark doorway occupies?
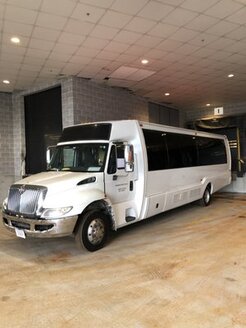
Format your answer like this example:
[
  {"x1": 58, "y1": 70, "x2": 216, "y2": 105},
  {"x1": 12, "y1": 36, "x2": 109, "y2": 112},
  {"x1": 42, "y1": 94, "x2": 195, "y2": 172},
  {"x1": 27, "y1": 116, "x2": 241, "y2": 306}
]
[{"x1": 24, "y1": 86, "x2": 62, "y2": 174}]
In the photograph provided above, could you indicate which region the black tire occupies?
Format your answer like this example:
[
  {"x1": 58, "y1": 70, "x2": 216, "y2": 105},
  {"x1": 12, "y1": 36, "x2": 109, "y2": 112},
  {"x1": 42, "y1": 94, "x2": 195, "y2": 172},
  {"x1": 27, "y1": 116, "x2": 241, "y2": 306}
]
[
  {"x1": 75, "y1": 211, "x2": 109, "y2": 252},
  {"x1": 200, "y1": 186, "x2": 211, "y2": 207}
]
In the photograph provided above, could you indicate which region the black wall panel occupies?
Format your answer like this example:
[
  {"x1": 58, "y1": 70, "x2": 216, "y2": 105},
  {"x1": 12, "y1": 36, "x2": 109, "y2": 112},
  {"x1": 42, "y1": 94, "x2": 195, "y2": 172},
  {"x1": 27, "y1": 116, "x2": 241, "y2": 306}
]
[
  {"x1": 24, "y1": 86, "x2": 62, "y2": 174},
  {"x1": 148, "y1": 102, "x2": 179, "y2": 127}
]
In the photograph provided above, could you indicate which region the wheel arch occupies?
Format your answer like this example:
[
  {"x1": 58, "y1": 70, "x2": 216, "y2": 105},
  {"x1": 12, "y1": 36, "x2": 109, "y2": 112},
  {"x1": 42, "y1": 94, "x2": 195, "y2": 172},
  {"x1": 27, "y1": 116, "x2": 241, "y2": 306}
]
[
  {"x1": 201, "y1": 179, "x2": 213, "y2": 195},
  {"x1": 73, "y1": 199, "x2": 116, "y2": 234},
  {"x1": 206, "y1": 182, "x2": 212, "y2": 193},
  {"x1": 200, "y1": 182, "x2": 213, "y2": 207}
]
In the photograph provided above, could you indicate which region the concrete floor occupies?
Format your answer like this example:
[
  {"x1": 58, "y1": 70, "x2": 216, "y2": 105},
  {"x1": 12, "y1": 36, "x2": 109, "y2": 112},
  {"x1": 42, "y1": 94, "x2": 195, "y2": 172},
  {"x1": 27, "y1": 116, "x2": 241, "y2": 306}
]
[{"x1": 1, "y1": 193, "x2": 246, "y2": 328}]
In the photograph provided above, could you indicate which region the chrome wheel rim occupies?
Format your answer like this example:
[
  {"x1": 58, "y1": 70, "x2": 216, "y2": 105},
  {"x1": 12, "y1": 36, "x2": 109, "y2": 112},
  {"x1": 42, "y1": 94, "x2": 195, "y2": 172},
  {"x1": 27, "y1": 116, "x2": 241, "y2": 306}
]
[{"x1": 87, "y1": 218, "x2": 105, "y2": 245}]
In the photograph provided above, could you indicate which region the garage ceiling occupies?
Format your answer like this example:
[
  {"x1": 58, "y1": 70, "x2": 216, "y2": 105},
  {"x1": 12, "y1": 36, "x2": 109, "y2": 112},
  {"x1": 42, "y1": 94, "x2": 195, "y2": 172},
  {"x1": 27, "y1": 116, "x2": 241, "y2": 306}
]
[{"x1": 1, "y1": 0, "x2": 246, "y2": 110}]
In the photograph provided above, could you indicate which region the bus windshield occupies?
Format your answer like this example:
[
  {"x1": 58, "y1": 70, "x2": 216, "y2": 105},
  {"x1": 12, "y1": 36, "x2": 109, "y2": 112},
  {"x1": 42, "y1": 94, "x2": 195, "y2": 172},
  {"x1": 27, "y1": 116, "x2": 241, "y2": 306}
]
[{"x1": 48, "y1": 143, "x2": 108, "y2": 172}]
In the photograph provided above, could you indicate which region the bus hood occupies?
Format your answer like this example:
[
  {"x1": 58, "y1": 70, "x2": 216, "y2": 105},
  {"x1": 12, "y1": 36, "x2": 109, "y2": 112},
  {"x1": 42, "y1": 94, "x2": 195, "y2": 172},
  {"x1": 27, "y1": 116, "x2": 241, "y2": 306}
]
[{"x1": 13, "y1": 171, "x2": 103, "y2": 195}]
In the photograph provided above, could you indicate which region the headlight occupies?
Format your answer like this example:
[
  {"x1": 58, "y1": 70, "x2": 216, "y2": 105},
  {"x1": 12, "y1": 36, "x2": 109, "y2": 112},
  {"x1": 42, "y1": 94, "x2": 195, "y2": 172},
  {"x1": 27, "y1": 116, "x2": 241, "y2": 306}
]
[
  {"x1": 2, "y1": 198, "x2": 8, "y2": 211},
  {"x1": 41, "y1": 206, "x2": 73, "y2": 218}
]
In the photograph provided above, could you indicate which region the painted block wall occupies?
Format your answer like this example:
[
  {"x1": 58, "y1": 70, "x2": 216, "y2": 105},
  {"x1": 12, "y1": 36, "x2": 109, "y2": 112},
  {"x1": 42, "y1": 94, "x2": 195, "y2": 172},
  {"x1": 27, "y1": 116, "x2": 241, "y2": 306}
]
[
  {"x1": 0, "y1": 92, "x2": 15, "y2": 202},
  {"x1": 72, "y1": 77, "x2": 148, "y2": 124}
]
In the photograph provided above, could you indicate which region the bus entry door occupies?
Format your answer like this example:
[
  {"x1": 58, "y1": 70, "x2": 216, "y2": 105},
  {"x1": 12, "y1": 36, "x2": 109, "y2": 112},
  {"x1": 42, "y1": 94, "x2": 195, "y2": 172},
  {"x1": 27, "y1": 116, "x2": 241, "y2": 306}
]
[{"x1": 104, "y1": 143, "x2": 137, "y2": 223}]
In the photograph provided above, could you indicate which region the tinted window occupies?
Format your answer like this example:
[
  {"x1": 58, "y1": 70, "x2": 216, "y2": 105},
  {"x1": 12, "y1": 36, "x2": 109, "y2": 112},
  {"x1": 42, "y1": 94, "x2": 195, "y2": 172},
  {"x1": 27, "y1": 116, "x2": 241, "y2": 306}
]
[
  {"x1": 107, "y1": 145, "x2": 117, "y2": 174},
  {"x1": 197, "y1": 137, "x2": 227, "y2": 165},
  {"x1": 166, "y1": 133, "x2": 197, "y2": 169},
  {"x1": 143, "y1": 129, "x2": 226, "y2": 170},
  {"x1": 143, "y1": 129, "x2": 168, "y2": 171},
  {"x1": 60, "y1": 124, "x2": 111, "y2": 142}
]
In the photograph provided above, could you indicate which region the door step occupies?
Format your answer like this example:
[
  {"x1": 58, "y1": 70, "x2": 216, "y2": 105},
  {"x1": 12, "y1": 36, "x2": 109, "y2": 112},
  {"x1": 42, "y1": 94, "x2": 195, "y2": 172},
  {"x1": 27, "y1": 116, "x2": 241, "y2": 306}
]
[{"x1": 125, "y1": 216, "x2": 136, "y2": 222}]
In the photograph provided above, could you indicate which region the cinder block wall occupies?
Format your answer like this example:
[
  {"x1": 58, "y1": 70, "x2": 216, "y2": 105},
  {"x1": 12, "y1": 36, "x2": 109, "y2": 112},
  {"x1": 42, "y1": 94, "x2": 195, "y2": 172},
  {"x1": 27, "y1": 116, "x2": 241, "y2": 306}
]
[
  {"x1": 72, "y1": 77, "x2": 148, "y2": 124},
  {"x1": 0, "y1": 92, "x2": 15, "y2": 202}
]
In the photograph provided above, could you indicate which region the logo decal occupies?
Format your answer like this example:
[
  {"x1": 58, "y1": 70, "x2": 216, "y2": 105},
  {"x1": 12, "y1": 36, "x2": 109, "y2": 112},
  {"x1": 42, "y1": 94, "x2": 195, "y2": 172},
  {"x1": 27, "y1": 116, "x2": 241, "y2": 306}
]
[{"x1": 19, "y1": 185, "x2": 26, "y2": 195}]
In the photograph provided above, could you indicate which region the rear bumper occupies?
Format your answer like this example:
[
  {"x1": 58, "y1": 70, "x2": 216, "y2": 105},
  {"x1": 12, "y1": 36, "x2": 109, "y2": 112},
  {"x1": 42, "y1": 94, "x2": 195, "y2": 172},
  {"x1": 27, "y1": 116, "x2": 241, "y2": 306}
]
[{"x1": 2, "y1": 212, "x2": 78, "y2": 238}]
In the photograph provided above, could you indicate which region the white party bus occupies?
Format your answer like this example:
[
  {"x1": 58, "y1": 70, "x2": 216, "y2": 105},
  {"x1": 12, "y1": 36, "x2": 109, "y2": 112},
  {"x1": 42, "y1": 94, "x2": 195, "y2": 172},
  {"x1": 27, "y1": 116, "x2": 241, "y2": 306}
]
[{"x1": 2, "y1": 120, "x2": 231, "y2": 251}]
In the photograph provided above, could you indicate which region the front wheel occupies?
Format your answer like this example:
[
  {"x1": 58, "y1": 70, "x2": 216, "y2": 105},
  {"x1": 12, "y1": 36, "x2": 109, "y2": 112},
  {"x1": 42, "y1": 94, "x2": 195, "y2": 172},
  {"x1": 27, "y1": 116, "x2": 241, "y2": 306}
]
[
  {"x1": 200, "y1": 186, "x2": 211, "y2": 206},
  {"x1": 75, "y1": 211, "x2": 109, "y2": 252}
]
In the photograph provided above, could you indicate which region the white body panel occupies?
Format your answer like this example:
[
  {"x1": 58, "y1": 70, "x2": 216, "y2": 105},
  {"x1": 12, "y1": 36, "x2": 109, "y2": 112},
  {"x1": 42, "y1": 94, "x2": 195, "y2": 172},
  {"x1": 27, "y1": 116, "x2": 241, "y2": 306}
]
[{"x1": 145, "y1": 164, "x2": 230, "y2": 218}]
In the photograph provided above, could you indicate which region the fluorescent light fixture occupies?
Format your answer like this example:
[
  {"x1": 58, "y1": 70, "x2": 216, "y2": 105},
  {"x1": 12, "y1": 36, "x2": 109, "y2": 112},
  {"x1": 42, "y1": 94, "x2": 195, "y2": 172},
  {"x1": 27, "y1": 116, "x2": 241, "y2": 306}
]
[
  {"x1": 228, "y1": 74, "x2": 234, "y2": 78},
  {"x1": 3, "y1": 80, "x2": 10, "y2": 84},
  {"x1": 11, "y1": 36, "x2": 20, "y2": 44},
  {"x1": 141, "y1": 59, "x2": 149, "y2": 65}
]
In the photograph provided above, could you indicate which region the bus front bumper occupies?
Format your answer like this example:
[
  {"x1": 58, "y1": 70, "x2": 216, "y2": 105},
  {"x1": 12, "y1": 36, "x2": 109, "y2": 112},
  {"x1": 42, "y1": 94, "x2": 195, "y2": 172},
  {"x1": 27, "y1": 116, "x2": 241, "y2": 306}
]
[{"x1": 2, "y1": 212, "x2": 78, "y2": 238}]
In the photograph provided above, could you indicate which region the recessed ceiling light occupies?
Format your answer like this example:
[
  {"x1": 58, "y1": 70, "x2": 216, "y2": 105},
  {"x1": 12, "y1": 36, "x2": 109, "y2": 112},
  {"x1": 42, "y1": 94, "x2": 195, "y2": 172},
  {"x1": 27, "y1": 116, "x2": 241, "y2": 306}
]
[
  {"x1": 141, "y1": 59, "x2": 149, "y2": 65},
  {"x1": 206, "y1": 103, "x2": 211, "y2": 107},
  {"x1": 165, "y1": 92, "x2": 170, "y2": 96},
  {"x1": 228, "y1": 74, "x2": 234, "y2": 78},
  {"x1": 3, "y1": 80, "x2": 10, "y2": 84},
  {"x1": 11, "y1": 36, "x2": 20, "y2": 44}
]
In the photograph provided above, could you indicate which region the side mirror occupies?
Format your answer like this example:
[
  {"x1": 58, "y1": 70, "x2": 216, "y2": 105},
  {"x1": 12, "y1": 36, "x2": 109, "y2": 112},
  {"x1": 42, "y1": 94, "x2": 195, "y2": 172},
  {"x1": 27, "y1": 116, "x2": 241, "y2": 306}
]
[
  {"x1": 124, "y1": 144, "x2": 134, "y2": 172},
  {"x1": 46, "y1": 146, "x2": 57, "y2": 166}
]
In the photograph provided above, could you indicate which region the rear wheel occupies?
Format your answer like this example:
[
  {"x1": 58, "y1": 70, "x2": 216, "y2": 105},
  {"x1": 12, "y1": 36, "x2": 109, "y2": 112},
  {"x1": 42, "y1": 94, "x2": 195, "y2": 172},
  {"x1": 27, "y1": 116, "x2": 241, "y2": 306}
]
[
  {"x1": 200, "y1": 186, "x2": 211, "y2": 206},
  {"x1": 75, "y1": 211, "x2": 109, "y2": 252}
]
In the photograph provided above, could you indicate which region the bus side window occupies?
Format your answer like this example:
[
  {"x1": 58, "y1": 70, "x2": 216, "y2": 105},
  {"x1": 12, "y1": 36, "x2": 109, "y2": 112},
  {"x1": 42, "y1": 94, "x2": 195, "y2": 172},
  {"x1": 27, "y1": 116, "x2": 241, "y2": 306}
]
[
  {"x1": 166, "y1": 133, "x2": 197, "y2": 169},
  {"x1": 197, "y1": 137, "x2": 227, "y2": 165},
  {"x1": 142, "y1": 129, "x2": 169, "y2": 171}
]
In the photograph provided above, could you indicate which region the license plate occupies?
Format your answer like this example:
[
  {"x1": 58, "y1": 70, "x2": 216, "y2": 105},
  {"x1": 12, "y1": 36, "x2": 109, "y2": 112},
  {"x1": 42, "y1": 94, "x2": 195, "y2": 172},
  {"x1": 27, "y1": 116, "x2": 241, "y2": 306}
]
[{"x1": 15, "y1": 228, "x2": 26, "y2": 239}]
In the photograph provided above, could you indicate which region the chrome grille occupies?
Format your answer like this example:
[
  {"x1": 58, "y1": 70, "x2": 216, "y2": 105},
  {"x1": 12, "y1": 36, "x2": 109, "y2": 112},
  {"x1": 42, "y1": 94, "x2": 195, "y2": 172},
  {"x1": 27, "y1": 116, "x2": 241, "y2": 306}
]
[{"x1": 7, "y1": 184, "x2": 47, "y2": 216}]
